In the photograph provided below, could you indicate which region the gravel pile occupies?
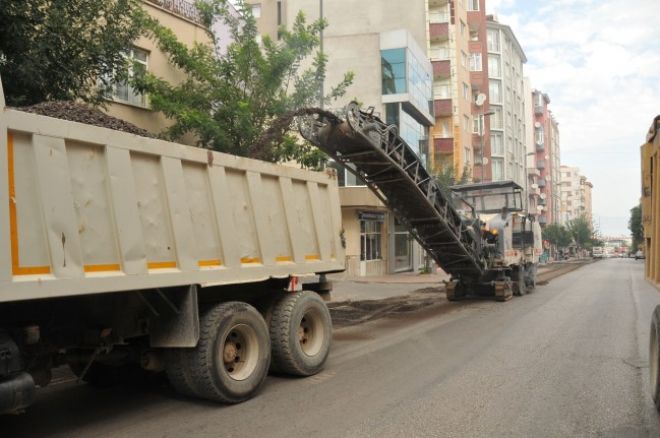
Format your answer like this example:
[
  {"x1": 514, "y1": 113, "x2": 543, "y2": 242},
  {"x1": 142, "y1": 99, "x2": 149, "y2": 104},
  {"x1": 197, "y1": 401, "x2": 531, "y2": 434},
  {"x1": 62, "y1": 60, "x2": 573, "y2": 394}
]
[{"x1": 15, "y1": 101, "x2": 155, "y2": 138}]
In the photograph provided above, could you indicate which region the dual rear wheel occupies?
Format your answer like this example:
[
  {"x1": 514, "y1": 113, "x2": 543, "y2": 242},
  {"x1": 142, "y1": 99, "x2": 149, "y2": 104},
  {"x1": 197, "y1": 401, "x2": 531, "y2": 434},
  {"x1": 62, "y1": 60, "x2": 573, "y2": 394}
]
[{"x1": 166, "y1": 291, "x2": 332, "y2": 404}]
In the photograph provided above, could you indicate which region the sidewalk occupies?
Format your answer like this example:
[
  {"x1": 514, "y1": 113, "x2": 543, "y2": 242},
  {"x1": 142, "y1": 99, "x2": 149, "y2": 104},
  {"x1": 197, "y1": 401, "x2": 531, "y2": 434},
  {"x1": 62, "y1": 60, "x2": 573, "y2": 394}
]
[{"x1": 326, "y1": 269, "x2": 448, "y2": 302}]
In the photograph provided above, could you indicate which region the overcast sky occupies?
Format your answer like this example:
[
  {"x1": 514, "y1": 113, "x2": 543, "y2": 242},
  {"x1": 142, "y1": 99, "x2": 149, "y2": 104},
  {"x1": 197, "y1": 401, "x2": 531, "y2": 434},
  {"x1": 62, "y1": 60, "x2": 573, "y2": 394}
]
[{"x1": 487, "y1": 0, "x2": 660, "y2": 236}]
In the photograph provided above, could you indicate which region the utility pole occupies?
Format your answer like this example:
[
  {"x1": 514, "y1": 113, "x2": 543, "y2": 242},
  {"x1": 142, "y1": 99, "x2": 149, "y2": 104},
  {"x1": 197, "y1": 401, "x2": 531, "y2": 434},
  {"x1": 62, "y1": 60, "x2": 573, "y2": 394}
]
[{"x1": 319, "y1": 0, "x2": 324, "y2": 109}]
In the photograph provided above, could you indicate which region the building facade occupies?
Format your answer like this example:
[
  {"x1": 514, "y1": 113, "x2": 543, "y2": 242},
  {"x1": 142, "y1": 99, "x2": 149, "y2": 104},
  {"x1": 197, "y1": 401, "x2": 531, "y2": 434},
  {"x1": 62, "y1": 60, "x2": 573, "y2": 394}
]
[
  {"x1": 103, "y1": 0, "x2": 214, "y2": 137},
  {"x1": 531, "y1": 89, "x2": 560, "y2": 226},
  {"x1": 467, "y1": 0, "x2": 491, "y2": 182},
  {"x1": 559, "y1": 166, "x2": 593, "y2": 225},
  {"x1": 249, "y1": 0, "x2": 434, "y2": 276},
  {"x1": 428, "y1": 0, "x2": 474, "y2": 179},
  {"x1": 486, "y1": 16, "x2": 527, "y2": 188}
]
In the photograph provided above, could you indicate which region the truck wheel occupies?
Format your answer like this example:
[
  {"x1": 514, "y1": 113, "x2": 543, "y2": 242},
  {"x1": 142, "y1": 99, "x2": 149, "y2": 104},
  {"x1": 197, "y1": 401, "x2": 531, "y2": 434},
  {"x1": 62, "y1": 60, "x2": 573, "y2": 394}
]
[
  {"x1": 513, "y1": 267, "x2": 525, "y2": 297},
  {"x1": 650, "y1": 306, "x2": 660, "y2": 411},
  {"x1": 270, "y1": 291, "x2": 332, "y2": 376},
  {"x1": 166, "y1": 301, "x2": 270, "y2": 404}
]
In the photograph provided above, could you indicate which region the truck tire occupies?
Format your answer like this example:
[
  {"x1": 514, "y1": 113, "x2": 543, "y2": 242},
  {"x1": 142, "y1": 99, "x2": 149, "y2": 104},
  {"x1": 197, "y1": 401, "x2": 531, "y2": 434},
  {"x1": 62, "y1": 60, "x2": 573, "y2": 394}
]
[
  {"x1": 270, "y1": 291, "x2": 332, "y2": 376},
  {"x1": 650, "y1": 306, "x2": 660, "y2": 411},
  {"x1": 166, "y1": 301, "x2": 270, "y2": 404}
]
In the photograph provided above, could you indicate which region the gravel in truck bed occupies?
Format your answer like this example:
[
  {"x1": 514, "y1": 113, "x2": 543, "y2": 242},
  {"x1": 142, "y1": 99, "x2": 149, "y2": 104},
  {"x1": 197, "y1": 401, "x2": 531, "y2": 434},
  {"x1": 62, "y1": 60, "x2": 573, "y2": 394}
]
[{"x1": 15, "y1": 101, "x2": 155, "y2": 138}]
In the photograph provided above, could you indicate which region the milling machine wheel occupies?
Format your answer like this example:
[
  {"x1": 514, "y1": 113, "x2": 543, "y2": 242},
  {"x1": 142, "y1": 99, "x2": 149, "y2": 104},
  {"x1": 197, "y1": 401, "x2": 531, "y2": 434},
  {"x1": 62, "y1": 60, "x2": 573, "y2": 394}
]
[
  {"x1": 446, "y1": 280, "x2": 466, "y2": 301},
  {"x1": 650, "y1": 305, "x2": 660, "y2": 411},
  {"x1": 494, "y1": 280, "x2": 513, "y2": 302},
  {"x1": 513, "y1": 267, "x2": 526, "y2": 297}
]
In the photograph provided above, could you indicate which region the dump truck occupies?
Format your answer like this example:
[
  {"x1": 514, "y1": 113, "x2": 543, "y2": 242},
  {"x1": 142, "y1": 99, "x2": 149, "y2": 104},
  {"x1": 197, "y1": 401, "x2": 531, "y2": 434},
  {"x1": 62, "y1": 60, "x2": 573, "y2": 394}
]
[
  {"x1": 641, "y1": 115, "x2": 660, "y2": 411},
  {"x1": 0, "y1": 76, "x2": 344, "y2": 414},
  {"x1": 299, "y1": 103, "x2": 541, "y2": 301}
]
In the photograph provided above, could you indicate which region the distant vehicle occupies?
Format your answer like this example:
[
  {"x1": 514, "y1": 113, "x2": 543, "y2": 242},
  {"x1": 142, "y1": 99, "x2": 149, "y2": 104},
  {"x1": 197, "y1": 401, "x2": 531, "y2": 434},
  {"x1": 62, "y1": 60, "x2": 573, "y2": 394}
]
[
  {"x1": 635, "y1": 250, "x2": 645, "y2": 260},
  {"x1": 592, "y1": 246, "x2": 605, "y2": 259}
]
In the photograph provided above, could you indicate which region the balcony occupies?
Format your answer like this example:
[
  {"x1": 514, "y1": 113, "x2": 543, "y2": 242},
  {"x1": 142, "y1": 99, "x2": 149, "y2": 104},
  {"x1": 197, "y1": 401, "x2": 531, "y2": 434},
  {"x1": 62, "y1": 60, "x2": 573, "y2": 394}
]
[
  {"x1": 539, "y1": 215, "x2": 548, "y2": 225},
  {"x1": 537, "y1": 160, "x2": 546, "y2": 170},
  {"x1": 538, "y1": 179, "x2": 546, "y2": 188},
  {"x1": 536, "y1": 141, "x2": 545, "y2": 151},
  {"x1": 146, "y1": 0, "x2": 203, "y2": 24},
  {"x1": 434, "y1": 99, "x2": 452, "y2": 117},
  {"x1": 429, "y1": 23, "x2": 449, "y2": 41},
  {"x1": 432, "y1": 60, "x2": 451, "y2": 78},
  {"x1": 538, "y1": 198, "x2": 547, "y2": 206},
  {"x1": 434, "y1": 138, "x2": 454, "y2": 154},
  {"x1": 534, "y1": 105, "x2": 544, "y2": 115}
]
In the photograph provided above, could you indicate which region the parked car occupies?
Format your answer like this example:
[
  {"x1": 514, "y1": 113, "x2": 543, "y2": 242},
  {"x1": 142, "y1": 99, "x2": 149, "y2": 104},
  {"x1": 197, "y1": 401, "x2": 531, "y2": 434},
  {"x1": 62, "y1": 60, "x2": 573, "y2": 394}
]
[{"x1": 635, "y1": 250, "x2": 645, "y2": 260}]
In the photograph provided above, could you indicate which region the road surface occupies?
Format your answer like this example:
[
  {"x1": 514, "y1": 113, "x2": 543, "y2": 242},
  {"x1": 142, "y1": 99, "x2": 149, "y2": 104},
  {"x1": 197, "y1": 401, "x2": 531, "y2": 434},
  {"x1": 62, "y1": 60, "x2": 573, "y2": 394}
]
[{"x1": 3, "y1": 258, "x2": 660, "y2": 437}]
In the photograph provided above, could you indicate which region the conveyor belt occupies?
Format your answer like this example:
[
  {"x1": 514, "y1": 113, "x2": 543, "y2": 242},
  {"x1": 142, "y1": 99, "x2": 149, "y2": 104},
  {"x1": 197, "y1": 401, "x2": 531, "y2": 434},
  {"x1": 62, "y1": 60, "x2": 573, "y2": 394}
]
[{"x1": 299, "y1": 103, "x2": 486, "y2": 280}]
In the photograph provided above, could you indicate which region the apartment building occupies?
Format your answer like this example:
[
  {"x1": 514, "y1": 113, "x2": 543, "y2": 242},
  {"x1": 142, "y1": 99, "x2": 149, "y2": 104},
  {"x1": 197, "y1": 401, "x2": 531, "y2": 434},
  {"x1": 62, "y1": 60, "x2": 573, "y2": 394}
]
[
  {"x1": 486, "y1": 15, "x2": 527, "y2": 188},
  {"x1": 248, "y1": 0, "x2": 434, "y2": 276},
  {"x1": 531, "y1": 89, "x2": 561, "y2": 226},
  {"x1": 428, "y1": 0, "x2": 474, "y2": 179},
  {"x1": 524, "y1": 77, "x2": 541, "y2": 217},
  {"x1": 103, "y1": 0, "x2": 215, "y2": 136},
  {"x1": 467, "y1": 0, "x2": 491, "y2": 182},
  {"x1": 560, "y1": 166, "x2": 593, "y2": 225}
]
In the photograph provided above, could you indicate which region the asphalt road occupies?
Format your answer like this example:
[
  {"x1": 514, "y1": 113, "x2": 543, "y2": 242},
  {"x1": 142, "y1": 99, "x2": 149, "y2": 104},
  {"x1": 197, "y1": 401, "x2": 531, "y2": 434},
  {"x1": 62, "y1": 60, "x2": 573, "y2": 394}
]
[{"x1": 3, "y1": 258, "x2": 660, "y2": 437}]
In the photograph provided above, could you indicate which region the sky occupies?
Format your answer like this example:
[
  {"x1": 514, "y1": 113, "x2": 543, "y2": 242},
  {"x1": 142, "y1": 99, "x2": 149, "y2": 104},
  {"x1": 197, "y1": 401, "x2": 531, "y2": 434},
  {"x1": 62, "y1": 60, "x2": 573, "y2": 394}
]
[{"x1": 487, "y1": 0, "x2": 660, "y2": 236}]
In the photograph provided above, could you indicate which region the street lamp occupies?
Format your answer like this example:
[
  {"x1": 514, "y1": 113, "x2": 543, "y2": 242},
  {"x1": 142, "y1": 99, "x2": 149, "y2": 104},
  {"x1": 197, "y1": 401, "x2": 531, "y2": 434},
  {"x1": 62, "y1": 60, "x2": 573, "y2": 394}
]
[{"x1": 319, "y1": 0, "x2": 324, "y2": 109}]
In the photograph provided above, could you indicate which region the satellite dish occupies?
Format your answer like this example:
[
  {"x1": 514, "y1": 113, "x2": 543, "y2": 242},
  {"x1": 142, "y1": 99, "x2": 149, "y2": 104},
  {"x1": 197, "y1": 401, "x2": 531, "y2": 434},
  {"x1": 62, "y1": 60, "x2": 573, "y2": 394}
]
[
  {"x1": 531, "y1": 183, "x2": 538, "y2": 189},
  {"x1": 537, "y1": 205, "x2": 544, "y2": 211},
  {"x1": 540, "y1": 193, "x2": 546, "y2": 199},
  {"x1": 483, "y1": 157, "x2": 489, "y2": 164},
  {"x1": 475, "y1": 93, "x2": 487, "y2": 106},
  {"x1": 534, "y1": 122, "x2": 541, "y2": 128},
  {"x1": 545, "y1": 155, "x2": 550, "y2": 160}
]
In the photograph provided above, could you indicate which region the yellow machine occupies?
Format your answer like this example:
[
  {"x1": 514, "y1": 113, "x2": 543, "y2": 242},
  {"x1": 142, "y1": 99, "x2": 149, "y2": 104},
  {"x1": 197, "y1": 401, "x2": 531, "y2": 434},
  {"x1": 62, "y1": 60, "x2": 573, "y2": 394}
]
[{"x1": 641, "y1": 115, "x2": 660, "y2": 411}]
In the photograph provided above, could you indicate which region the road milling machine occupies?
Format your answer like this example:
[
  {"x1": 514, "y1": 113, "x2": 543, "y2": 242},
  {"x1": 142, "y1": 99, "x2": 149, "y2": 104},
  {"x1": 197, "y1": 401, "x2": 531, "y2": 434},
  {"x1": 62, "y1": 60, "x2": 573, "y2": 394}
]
[{"x1": 300, "y1": 103, "x2": 542, "y2": 301}]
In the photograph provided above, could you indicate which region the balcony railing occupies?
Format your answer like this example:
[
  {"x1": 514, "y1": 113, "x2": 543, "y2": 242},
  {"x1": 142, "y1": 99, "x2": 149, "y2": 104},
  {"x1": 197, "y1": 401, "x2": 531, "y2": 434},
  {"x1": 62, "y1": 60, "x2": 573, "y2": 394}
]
[
  {"x1": 534, "y1": 105, "x2": 544, "y2": 115},
  {"x1": 429, "y1": 11, "x2": 450, "y2": 24},
  {"x1": 146, "y1": 0, "x2": 204, "y2": 24}
]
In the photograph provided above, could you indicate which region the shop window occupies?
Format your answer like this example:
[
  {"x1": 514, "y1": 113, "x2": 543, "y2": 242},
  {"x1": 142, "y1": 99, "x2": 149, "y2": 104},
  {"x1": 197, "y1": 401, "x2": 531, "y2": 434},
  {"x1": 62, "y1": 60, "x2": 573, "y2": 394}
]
[{"x1": 360, "y1": 220, "x2": 383, "y2": 261}]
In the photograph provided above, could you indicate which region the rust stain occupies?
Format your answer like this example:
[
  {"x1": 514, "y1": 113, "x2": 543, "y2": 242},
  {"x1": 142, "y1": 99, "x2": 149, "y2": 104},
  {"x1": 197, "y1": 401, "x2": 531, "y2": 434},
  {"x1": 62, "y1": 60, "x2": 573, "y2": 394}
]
[
  {"x1": 305, "y1": 254, "x2": 321, "y2": 261},
  {"x1": 207, "y1": 150, "x2": 214, "y2": 166},
  {"x1": 275, "y1": 256, "x2": 293, "y2": 263}
]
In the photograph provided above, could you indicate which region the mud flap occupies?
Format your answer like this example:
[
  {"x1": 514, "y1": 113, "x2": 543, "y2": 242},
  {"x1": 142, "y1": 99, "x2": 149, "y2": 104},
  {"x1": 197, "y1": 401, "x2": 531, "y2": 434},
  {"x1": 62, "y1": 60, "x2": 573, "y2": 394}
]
[{"x1": 149, "y1": 285, "x2": 200, "y2": 348}]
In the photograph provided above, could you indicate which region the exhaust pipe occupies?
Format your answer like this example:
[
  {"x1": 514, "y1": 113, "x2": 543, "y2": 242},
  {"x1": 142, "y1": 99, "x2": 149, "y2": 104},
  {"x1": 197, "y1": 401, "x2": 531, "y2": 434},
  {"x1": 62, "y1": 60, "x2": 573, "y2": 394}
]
[{"x1": 0, "y1": 372, "x2": 36, "y2": 414}]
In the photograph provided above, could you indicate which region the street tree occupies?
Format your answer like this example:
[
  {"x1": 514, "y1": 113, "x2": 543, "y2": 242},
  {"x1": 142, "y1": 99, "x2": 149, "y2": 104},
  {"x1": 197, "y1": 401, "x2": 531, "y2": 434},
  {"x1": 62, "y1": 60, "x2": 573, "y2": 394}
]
[
  {"x1": 566, "y1": 215, "x2": 593, "y2": 249},
  {"x1": 629, "y1": 204, "x2": 643, "y2": 251},
  {"x1": 435, "y1": 163, "x2": 471, "y2": 200},
  {"x1": 0, "y1": 0, "x2": 144, "y2": 106},
  {"x1": 543, "y1": 223, "x2": 572, "y2": 249},
  {"x1": 133, "y1": 0, "x2": 354, "y2": 168}
]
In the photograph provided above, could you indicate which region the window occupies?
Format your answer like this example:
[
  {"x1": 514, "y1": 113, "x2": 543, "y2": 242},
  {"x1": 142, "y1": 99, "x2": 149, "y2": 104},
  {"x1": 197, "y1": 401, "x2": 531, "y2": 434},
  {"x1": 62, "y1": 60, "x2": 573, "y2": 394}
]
[
  {"x1": 433, "y1": 80, "x2": 451, "y2": 99},
  {"x1": 488, "y1": 55, "x2": 501, "y2": 77},
  {"x1": 440, "y1": 119, "x2": 451, "y2": 137},
  {"x1": 463, "y1": 82, "x2": 470, "y2": 100},
  {"x1": 473, "y1": 117, "x2": 480, "y2": 134},
  {"x1": 491, "y1": 132, "x2": 503, "y2": 155},
  {"x1": 535, "y1": 126, "x2": 545, "y2": 145},
  {"x1": 469, "y1": 53, "x2": 482, "y2": 71},
  {"x1": 277, "y1": 1, "x2": 282, "y2": 25},
  {"x1": 467, "y1": 0, "x2": 479, "y2": 11},
  {"x1": 251, "y1": 4, "x2": 261, "y2": 18},
  {"x1": 460, "y1": 20, "x2": 466, "y2": 36},
  {"x1": 463, "y1": 115, "x2": 470, "y2": 132},
  {"x1": 381, "y1": 48, "x2": 407, "y2": 94},
  {"x1": 461, "y1": 51, "x2": 468, "y2": 69},
  {"x1": 470, "y1": 30, "x2": 479, "y2": 41},
  {"x1": 492, "y1": 158, "x2": 504, "y2": 181},
  {"x1": 109, "y1": 47, "x2": 148, "y2": 107},
  {"x1": 360, "y1": 220, "x2": 382, "y2": 261},
  {"x1": 430, "y1": 42, "x2": 450, "y2": 60},
  {"x1": 489, "y1": 80, "x2": 502, "y2": 103},
  {"x1": 487, "y1": 29, "x2": 500, "y2": 52},
  {"x1": 491, "y1": 106, "x2": 503, "y2": 129},
  {"x1": 464, "y1": 147, "x2": 471, "y2": 166}
]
